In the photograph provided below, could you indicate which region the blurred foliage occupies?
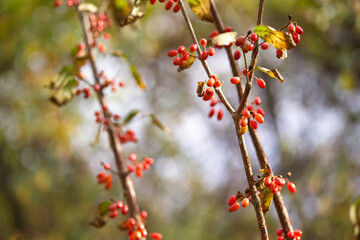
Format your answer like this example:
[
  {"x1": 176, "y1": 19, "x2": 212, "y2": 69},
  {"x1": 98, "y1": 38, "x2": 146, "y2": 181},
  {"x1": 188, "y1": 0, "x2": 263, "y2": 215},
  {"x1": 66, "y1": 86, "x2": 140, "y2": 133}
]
[{"x1": 0, "y1": 0, "x2": 359, "y2": 239}]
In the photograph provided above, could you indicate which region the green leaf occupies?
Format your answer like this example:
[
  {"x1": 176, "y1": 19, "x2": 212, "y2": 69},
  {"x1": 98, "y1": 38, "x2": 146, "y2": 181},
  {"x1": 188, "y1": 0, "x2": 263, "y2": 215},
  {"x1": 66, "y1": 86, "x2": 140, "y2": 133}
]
[
  {"x1": 350, "y1": 196, "x2": 360, "y2": 240},
  {"x1": 78, "y1": 3, "x2": 98, "y2": 13},
  {"x1": 47, "y1": 65, "x2": 78, "y2": 107},
  {"x1": 260, "y1": 188, "x2": 273, "y2": 214},
  {"x1": 211, "y1": 32, "x2": 237, "y2": 47},
  {"x1": 89, "y1": 201, "x2": 111, "y2": 228},
  {"x1": 256, "y1": 66, "x2": 284, "y2": 83},
  {"x1": 112, "y1": 0, "x2": 147, "y2": 27},
  {"x1": 122, "y1": 109, "x2": 140, "y2": 125},
  {"x1": 150, "y1": 114, "x2": 172, "y2": 134},
  {"x1": 187, "y1": 0, "x2": 213, "y2": 22},
  {"x1": 130, "y1": 64, "x2": 146, "y2": 89},
  {"x1": 253, "y1": 25, "x2": 296, "y2": 50}
]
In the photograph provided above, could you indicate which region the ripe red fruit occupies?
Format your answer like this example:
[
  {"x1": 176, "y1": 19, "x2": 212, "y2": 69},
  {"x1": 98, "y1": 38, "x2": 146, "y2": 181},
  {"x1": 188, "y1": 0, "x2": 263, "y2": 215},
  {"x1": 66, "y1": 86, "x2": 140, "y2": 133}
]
[
  {"x1": 209, "y1": 30, "x2": 219, "y2": 39},
  {"x1": 261, "y1": 42, "x2": 269, "y2": 50},
  {"x1": 234, "y1": 50, "x2": 241, "y2": 60},
  {"x1": 98, "y1": 43, "x2": 106, "y2": 53},
  {"x1": 200, "y1": 38, "x2": 207, "y2": 46},
  {"x1": 295, "y1": 26, "x2": 303, "y2": 35},
  {"x1": 217, "y1": 109, "x2": 224, "y2": 120},
  {"x1": 165, "y1": 0, "x2": 173, "y2": 10},
  {"x1": 202, "y1": 94, "x2": 212, "y2": 101},
  {"x1": 250, "y1": 120, "x2": 258, "y2": 129},
  {"x1": 208, "y1": 108, "x2": 216, "y2": 118},
  {"x1": 269, "y1": 182, "x2": 279, "y2": 194},
  {"x1": 108, "y1": 203, "x2": 117, "y2": 211},
  {"x1": 277, "y1": 236, "x2": 285, "y2": 240},
  {"x1": 128, "y1": 164, "x2": 135, "y2": 172},
  {"x1": 276, "y1": 49, "x2": 284, "y2": 58},
  {"x1": 122, "y1": 205, "x2": 129, "y2": 215},
  {"x1": 224, "y1": 26, "x2": 232, "y2": 32},
  {"x1": 294, "y1": 230, "x2": 302, "y2": 236},
  {"x1": 288, "y1": 24, "x2": 295, "y2": 33},
  {"x1": 159, "y1": 0, "x2": 166, "y2": 2},
  {"x1": 109, "y1": 210, "x2": 118, "y2": 218},
  {"x1": 205, "y1": 87, "x2": 214, "y2": 96},
  {"x1": 129, "y1": 153, "x2": 137, "y2": 162},
  {"x1": 181, "y1": 51, "x2": 190, "y2": 61},
  {"x1": 53, "y1": 0, "x2": 62, "y2": 8},
  {"x1": 214, "y1": 80, "x2": 222, "y2": 88},
  {"x1": 228, "y1": 202, "x2": 240, "y2": 212},
  {"x1": 208, "y1": 47, "x2": 215, "y2": 56},
  {"x1": 228, "y1": 195, "x2": 237, "y2": 206},
  {"x1": 190, "y1": 44, "x2": 198, "y2": 52},
  {"x1": 140, "y1": 210, "x2": 148, "y2": 219},
  {"x1": 287, "y1": 182, "x2": 296, "y2": 193},
  {"x1": 117, "y1": 201, "x2": 124, "y2": 209},
  {"x1": 172, "y1": 3, "x2": 180, "y2": 12},
  {"x1": 97, "y1": 172, "x2": 106, "y2": 183},
  {"x1": 235, "y1": 36, "x2": 246, "y2": 47},
  {"x1": 276, "y1": 228, "x2": 284, "y2": 236},
  {"x1": 250, "y1": 33, "x2": 258, "y2": 42},
  {"x1": 150, "y1": 0, "x2": 156, "y2": 4},
  {"x1": 257, "y1": 78, "x2": 266, "y2": 89},
  {"x1": 201, "y1": 51, "x2": 208, "y2": 60},
  {"x1": 103, "y1": 163, "x2": 111, "y2": 170},
  {"x1": 240, "y1": 117, "x2": 248, "y2": 127},
  {"x1": 274, "y1": 177, "x2": 283, "y2": 186},
  {"x1": 287, "y1": 231, "x2": 295, "y2": 238},
  {"x1": 248, "y1": 43, "x2": 255, "y2": 51},
  {"x1": 254, "y1": 97, "x2": 261, "y2": 105},
  {"x1": 256, "y1": 107, "x2": 265, "y2": 117},
  {"x1": 255, "y1": 113, "x2": 264, "y2": 124},
  {"x1": 242, "y1": 108, "x2": 250, "y2": 118},
  {"x1": 150, "y1": 233, "x2": 163, "y2": 240},
  {"x1": 173, "y1": 57, "x2": 180, "y2": 65},
  {"x1": 241, "y1": 198, "x2": 249, "y2": 208},
  {"x1": 177, "y1": 46, "x2": 185, "y2": 54},
  {"x1": 207, "y1": 77, "x2": 215, "y2": 87},
  {"x1": 230, "y1": 77, "x2": 241, "y2": 85},
  {"x1": 144, "y1": 157, "x2": 154, "y2": 165},
  {"x1": 210, "y1": 99, "x2": 217, "y2": 107},
  {"x1": 264, "y1": 177, "x2": 272, "y2": 186},
  {"x1": 135, "y1": 168, "x2": 143, "y2": 178}
]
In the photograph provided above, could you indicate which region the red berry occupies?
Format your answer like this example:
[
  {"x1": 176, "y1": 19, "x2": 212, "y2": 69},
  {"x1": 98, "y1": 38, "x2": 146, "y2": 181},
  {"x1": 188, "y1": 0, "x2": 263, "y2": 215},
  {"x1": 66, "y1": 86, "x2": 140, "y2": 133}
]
[
  {"x1": 128, "y1": 217, "x2": 136, "y2": 226},
  {"x1": 241, "y1": 198, "x2": 249, "y2": 207},
  {"x1": 261, "y1": 42, "x2": 269, "y2": 50},
  {"x1": 135, "y1": 168, "x2": 143, "y2": 177},
  {"x1": 205, "y1": 87, "x2": 214, "y2": 96},
  {"x1": 269, "y1": 182, "x2": 279, "y2": 194},
  {"x1": 242, "y1": 108, "x2": 250, "y2": 118},
  {"x1": 227, "y1": 195, "x2": 237, "y2": 206},
  {"x1": 168, "y1": 50, "x2": 178, "y2": 57},
  {"x1": 201, "y1": 51, "x2": 208, "y2": 60},
  {"x1": 159, "y1": 0, "x2": 166, "y2": 2},
  {"x1": 97, "y1": 172, "x2": 106, "y2": 183},
  {"x1": 240, "y1": 117, "x2": 248, "y2": 127},
  {"x1": 150, "y1": 0, "x2": 156, "y2": 4},
  {"x1": 257, "y1": 78, "x2": 266, "y2": 89},
  {"x1": 53, "y1": 0, "x2": 62, "y2": 8},
  {"x1": 173, "y1": 57, "x2": 180, "y2": 65},
  {"x1": 202, "y1": 94, "x2": 212, "y2": 101},
  {"x1": 150, "y1": 233, "x2": 163, "y2": 240},
  {"x1": 129, "y1": 153, "x2": 137, "y2": 162},
  {"x1": 109, "y1": 210, "x2": 118, "y2": 218},
  {"x1": 255, "y1": 113, "x2": 264, "y2": 124},
  {"x1": 208, "y1": 108, "x2": 216, "y2": 118},
  {"x1": 224, "y1": 26, "x2": 232, "y2": 32},
  {"x1": 288, "y1": 24, "x2": 295, "y2": 33},
  {"x1": 277, "y1": 236, "x2": 285, "y2": 240},
  {"x1": 140, "y1": 210, "x2": 148, "y2": 219},
  {"x1": 128, "y1": 164, "x2": 135, "y2": 172},
  {"x1": 264, "y1": 177, "x2": 272, "y2": 186},
  {"x1": 122, "y1": 205, "x2": 129, "y2": 215},
  {"x1": 276, "y1": 49, "x2": 284, "y2": 58},
  {"x1": 172, "y1": 3, "x2": 180, "y2": 12},
  {"x1": 208, "y1": 47, "x2": 215, "y2": 56},
  {"x1": 217, "y1": 109, "x2": 224, "y2": 120},
  {"x1": 275, "y1": 177, "x2": 283, "y2": 186},
  {"x1": 254, "y1": 97, "x2": 261, "y2": 105},
  {"x1": 200, "y1": 38, "x2": 207, "y2": 46},
  {"x1": 234, "y1": 50, "x2": 241, "y2": 60},
  {"x1": 294, "y1": 229, "x2": 302, "y2": 236},
  {"x1": 165, "y1": 0, "x2": 173, "y2": 10},
  {"x1": 144, "y1": 157, "x2": 154, "y2": 165},
  {"x1": 207, "y1": 77, "x2": 215, "y2": 87},
  {"x1": 117, "y1": 201, "x2": 124, "y2": 209},
  {"x1": 209, "y1": 30, "x2": 219, "y2": 39},
  {"x1": 103, "y1": 163, "x2": 111, "y2": 170},
  {"x1": 108, "y1": 203, "x2": 117, "y2": 211},
  {"x1": 190, "y1": 44, "x2": 198, "y2": 52},
  {"x1": 228, "y1": 202, "x2": 240, "y2": 212},
  {"x1": 250, "y1": 33, "x2": 258, "y2": 42},
  {"x1": 214, "y1": 80, "x2": 222, "y2": 88},
  {"x1": 256, "y1": 107, "x2": 265, "y2": 117},
  {"x1": 181, "y1": 51, "x2": 190, "y2": 61},
  {"x1": 210, "y1": 99, "x2": 217, "y2": 107},
  {"x1": 250, "y1": 120, "x2": 258, "y2": 129},
  {"x1": 235, "y1": 36, "x2": 245, "y2": 47},
  {"x1": 295, "y1": 26, "x2": 303, "y2": 35},
  {"x1": 177, "y1": 46, "x2": 185, "y2": 54},
  {"x1": 287, "y1": 231, "x2": 295, "y2": 239},
  {"x1": 292, "y1": 32, "x2": 300, "y2": 44},
  {"x1": 276, "y1": 228, "x2": 284, "y2": 236},
  {"x1": 230, "y1": 77, "x2": 241, "y2": 85},
  {"x1": 98, "y1": 43, "x2": 106, "y2": 53},
  {"x1": 247, "y1": 43, "x2": 254, "y2": 51},
  {"x1": 287, "y1": 182, "x2": 296, "y2": 193}
]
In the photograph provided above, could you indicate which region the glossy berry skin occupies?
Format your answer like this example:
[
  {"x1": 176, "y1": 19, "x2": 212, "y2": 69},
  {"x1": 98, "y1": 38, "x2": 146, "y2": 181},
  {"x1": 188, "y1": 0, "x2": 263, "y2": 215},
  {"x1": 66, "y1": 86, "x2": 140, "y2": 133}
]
[
  {"x1": 217, "y1": 109, "x2": 224, "y2": 120},
  {"x1": 295, "y1": 26, "x2": 303, "y2": 35},
  {"x1": 172, "y1": 3, "x2": 180, "y2": 12},
  {"x1": 208, "y1": 47, "x2": 215, "y2": 56},
  {"x1": 276, "y1": 49, "x2": 284, "y2": 58},
  {"x1": 254, "y1": 97, "x2": 261, "y2": 105},
  {"x1": 240, "y1": 125, "x2": 248, "y2": 135},
  {"x1": 261, "y1": 42, "x2": 269, "y2": 50},
  {"x1": 255, "y1": 113, "x2": 264, "y2": 124},
  {"x1": 240, "y1": 117, "x2": 248, "y2": 127},
  {"x1": 122, "y1": 205, "x2": 129, "y2": 215},
  {"x1": 208, "y1": 108, "x2": 215, "y2": 118},
  {"x1": 234, "y1": 50, "x2": 241, "y2": 60},
  {"x1": 250, "y1": 120, "x2": 258, "y2": 130},
  {"x1": 201, "y1": 51, "x2": 208, "y2": 60},
  {"x1": 288, "y1": 24, "x2": 295, "y2": 33},
  {"x1": 150, "y1": 233, "x2": 163, "y2": 240},
  {"x1": 256, "y1": 107, "x2": 265, "y2": 117},
  {"x1": 214, "y1": 80, "x2": 222, "y2": 88},
  {"x1": 109, "y1": 210, "x2": 118, "y2": 218},
  {"x1": 242, "y1": 108, "x2": 250, "y2": 118},
  {"x1": 241, "y1": 198, "x2": 249, "y2": 208},
  {"x1": 190, "y1": 44, "x2": 198, "y2": 52},
  {"x1": 287, "y1": 182, "x2": 296, "y2": 193},
  {"x1": 200, "y1": 38, "x2": 207, "y2": 46},
  {"x1": 250, "y1": 33, "x2": 258, "y2": 42},
  {"x1": 230, "y1": 77, "x2": 241, "y2": 85},
  {"x1": 129, "y1": 153, "x2": 137, "y2": 162},
  {"x1": 228, "y1": 195, "x2": 237, "y2": 206},
  {"x1": 294, "y1": 230, "x2": 303, "y2": 237},
  {"x1": 177, "y1": 46, "x2": 185, "y2": 54},
  {"x1": 235, "y1": 36, "x2": 246, "y2": 47},
  {"x1": 141, "y1": 210, "x2": 148, "y2": 219},
  {"x1": 264, "y1": 177, "x2": 272, "y2": 186},
  {"x1": 165, "y1": 0, "x2": 173, "y2": 10},
  {"x1": 257, "y1": 78, "x2": 266, "y2": 89},
  {"x1": 150, "y1": 0, "x2": 156, "y2": 4},
  {"x1": 228, "y1": 202, "x2": 240, "y2": 212},
  {"x1": 276, "y1": 228, "x2": 284, "y2": 236},
  {"x1": 287, "y1": 231, "x2": 295, "y2": 239},
  {"x1": 168, "y1": 50, "x2": 178, "y2": 57},
  {"x1": 210, "y1": 99, "x2": 217, "y2": 107}
]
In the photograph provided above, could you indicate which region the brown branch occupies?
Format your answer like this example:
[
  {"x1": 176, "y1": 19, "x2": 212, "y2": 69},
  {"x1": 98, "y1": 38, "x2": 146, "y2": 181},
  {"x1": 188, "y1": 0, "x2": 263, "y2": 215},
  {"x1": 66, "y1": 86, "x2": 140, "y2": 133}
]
[
  {"x1": 178, "y1": 1, "x2": 268, "y2": 239},
  {"x1": 210, "y1": 0, "x2": 294, "y2": 236},
  {"x1": 76, "y1": 5, "x2": 144, "y2": 229}
]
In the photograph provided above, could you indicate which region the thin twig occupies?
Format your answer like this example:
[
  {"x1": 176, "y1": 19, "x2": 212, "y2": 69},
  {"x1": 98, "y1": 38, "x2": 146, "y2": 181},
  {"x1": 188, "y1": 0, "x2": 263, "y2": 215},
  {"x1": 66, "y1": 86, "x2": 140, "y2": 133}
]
[
  {"x1": 178, "y1": 1, "x2": 268, "y2": 239},
  {"x1": 76, "y1": 4, "x2": 144, "y2": 230}
]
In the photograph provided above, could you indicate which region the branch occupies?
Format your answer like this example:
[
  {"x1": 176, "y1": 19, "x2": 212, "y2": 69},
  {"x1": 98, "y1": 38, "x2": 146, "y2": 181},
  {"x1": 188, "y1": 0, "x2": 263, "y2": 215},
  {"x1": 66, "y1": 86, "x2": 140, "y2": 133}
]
[
  {"x1": 210, "y1": 0, "x2": 294, "y2": 235},
  {"x1": 178, "y1": 1, "x2": 268, "y2": 239},
  {"x1": 76, "y1": 5, "x2": 144, "y2": 229}
]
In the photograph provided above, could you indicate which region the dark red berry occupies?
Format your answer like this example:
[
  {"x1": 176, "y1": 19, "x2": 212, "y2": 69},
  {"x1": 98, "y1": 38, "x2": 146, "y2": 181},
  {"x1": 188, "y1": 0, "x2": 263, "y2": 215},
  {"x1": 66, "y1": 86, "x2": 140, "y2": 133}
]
[
  {"x1": 165, "y1": 0, "x2": 173, "y2": 10},
  {"x1": 276, "y1": 228, "x2": 284, "y2": 236},
  {"x1": 228, "y1": 202, "x2": 240, "y2": 212},
  {"x1": 224, "y1": 26, "x2": 232, "y2": 32},
  {"x1": 261, "y1": 42, "x2": 269, "y2": 50},
  {"x1": 228, "y1": 195, "x2": 237, "y2": 206},
  {"x1": 109, "y1": 210, "x2": 118, "y2": 218},
  {"x1": 201, "y1": 51, "x2": 208, "y2": 60},
  {"x1": 250, "y1": 33, "x2": 258, "y2": 42},
  {"x1": 172, "y1": 3, "x2": 180, "y2": 12},
  {"x1": 235, "y1": 36, "x2": 245, "y2": 47},
  {"x1": 177, "y1": 46, "x2": 185, "y2": 54},
  {"x1": 234, "y1": 50, "x2": 241, "y2": 60},
  {"x1": 256, "y1": 107, "x2": 265, "y2": 117},
  {"x1": 264, "y1": 177, "x2": 271, "y2": 186}
]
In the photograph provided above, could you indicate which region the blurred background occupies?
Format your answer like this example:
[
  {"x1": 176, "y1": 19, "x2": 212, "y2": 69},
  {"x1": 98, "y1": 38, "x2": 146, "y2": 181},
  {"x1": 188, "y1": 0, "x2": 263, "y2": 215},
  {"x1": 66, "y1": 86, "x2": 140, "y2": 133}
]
[{"x1": 1, "y1": 0, "x2": 360, "y2": 239}]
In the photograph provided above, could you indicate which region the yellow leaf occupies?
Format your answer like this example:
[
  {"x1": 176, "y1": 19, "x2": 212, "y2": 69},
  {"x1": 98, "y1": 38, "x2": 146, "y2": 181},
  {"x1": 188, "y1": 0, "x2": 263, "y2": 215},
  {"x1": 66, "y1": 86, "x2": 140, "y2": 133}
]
[
  {"x1": 178, "y1": 53, "x2": 195, "y2": 72},
  {"x1": 211, "y1": 32, "x2": 237, "y2": 47},
  {"x1": 253, "y1": 25, "x2": 295, "y2": 50},
  {"x1": 150, "y1": 114, "x2": 172, "y2": 134},
  {"x1": 260, "y1": 188, "x2": 273, "y2": 214},
  {"x1": 256, "y1": 66, "x2": 284, "y2": 83},
  {"x1": 112, "y1": 0, "x2": 147, "y2": 27},
  {"x1": 196, "y1": 81, "x2": 206, "y2": 97},
  {"x1": 187, "y1": 0, "x2": 213, "y2": 22}
]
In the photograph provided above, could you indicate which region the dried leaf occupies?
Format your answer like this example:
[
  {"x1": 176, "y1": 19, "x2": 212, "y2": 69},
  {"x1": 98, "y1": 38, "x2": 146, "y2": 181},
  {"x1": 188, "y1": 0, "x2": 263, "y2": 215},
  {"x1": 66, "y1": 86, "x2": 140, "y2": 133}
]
[
  {"x1": 91, "y1": 125, "x2": 102, "y2": 146},
  {"x1": 47, "y1": 65, "x2": 78, "y2": 107},
  {"x1": 187, "y1": 0, "x2": 213, "y2": 22},
  {"x1": 178, "y1": 53, "x2": 195, "y2": 72},
  {"x1": 150, "y1": 114, "x2": 172, "y2": 134},
  {"x1": 130, "y1": 64, "x2": 146, "y2": 89},
  {"x1": 260, "y1": 188, "x2": 273, "y2": 214},
  {"x1": 196, "y1": 81, "x2": 206, "y2": 97},
  {"x1": 89, "y1": 201, "x2": 111, "y2": 228},
  {"x1": 78, "y1": 3, "x2": 98, "y2": 13},
  {"x1": 122, "y1": 109, "x2": 140, "y2": 125},
  {"x1": 256, "y1": 66, "x2": 284, "y2": 83},
  {"x1": 112, "y1": 0, "x2": 147, "y2": 27},
  {"x1": 253, "y1": 25, "x2": 296, "y2": 50},
  {"x1": 350, "y1": 196, "x2": 360, "y2": 240},
  {"x1": 211, "y1": 32, "x2": 237, "y2": 47}
]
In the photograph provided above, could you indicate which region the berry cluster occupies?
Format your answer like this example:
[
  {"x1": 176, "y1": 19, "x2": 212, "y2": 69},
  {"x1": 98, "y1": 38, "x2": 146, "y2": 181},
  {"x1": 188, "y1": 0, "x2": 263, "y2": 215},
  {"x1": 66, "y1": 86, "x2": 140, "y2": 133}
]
[
  {"x1": 150, "y1": 0, "x2": 180, "y2": 13},
  {"x1": 227, "y1": 195, "x2": 250, "y2": 213},
  {"x1": 208, "y1": 99, "x2": 224, "y2": 121},
  {"x1": 276, "y1": 23, "x2": 304, "y2": 59},
  {"x1": 127, "y1": 154, "x2": 155, "y2": 178},
  {"x1": 168, "y1": 45, "x2": 193, "y2": 67},
  {"x1": 239, "y1": 97, "x2": 266, "y2": 135},
  {"x1": 276, "y1": 228, "x2": 303, "y2": 240},
  {"x1": 264, "y1": 175, "x2": 297, "y2": 194},
  {"x1": 97, "y1": 170, "x2": 113, "y2": 190}
]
